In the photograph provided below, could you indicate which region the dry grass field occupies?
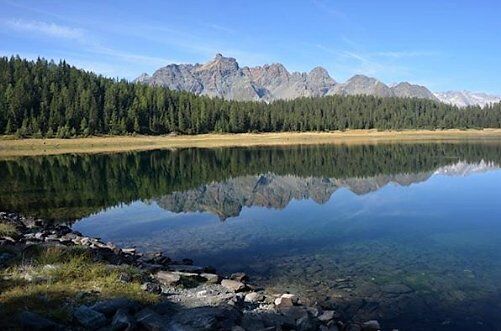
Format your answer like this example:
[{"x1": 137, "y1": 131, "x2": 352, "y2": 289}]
[{"x1": 2, "y1": 129, "x2": 501, "y2": 157}]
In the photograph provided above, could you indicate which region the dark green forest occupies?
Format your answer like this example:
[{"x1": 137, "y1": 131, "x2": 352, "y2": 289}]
[
  {"x1": 1, "y1": 56, "x2": 501, "y2": 138},
  {"x1": 2, "y1": 142, "x2": 501, "y2": 220}
]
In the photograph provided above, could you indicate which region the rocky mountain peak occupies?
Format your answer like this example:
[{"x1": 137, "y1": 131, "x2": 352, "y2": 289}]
[{"x1": 197, "y1": 53, "x2": 239, "y2": 73}]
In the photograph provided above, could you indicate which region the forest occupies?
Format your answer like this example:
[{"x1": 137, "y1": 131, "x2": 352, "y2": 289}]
[{"x1": 1, "y1": 56, "x2": 501, "y2": 138}]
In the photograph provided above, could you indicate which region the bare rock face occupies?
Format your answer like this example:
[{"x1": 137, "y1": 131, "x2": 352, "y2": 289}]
[
  {"x1": 391, "y1": 82, "x2": 439, "y2": 101},
  {"x1": 328, "y1": 75, "x2": 393, "y2": 98}
]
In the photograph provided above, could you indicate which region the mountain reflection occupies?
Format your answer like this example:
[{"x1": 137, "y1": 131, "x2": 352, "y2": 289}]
[
  {"x1": 1, "y1": 143, "x2": 500, "y2": 221},
  {"x1": 155, "y1": 160, "x2": 498, "y2": 220}
]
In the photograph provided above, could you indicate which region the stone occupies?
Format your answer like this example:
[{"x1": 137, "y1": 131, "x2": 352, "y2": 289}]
[
  {"x1": 112, "y1": 308, "x2": 137, "y2": 330},
  {"x1": 200, "y1": 273, "x2": 220, "y2": 284},
  {"x1": 155, "y1": 271, "x2": 181, "y2": 286},
  {"x1": 230, "y1": 272, "x2": 248, "y2": 282},
  {"x1": 197, "y1": 290, "x2": 208, "y2": 297},
  {"x1": 122, "y1": 248, "x2": 136, "y2": 254},
  {"x1": 362, "y1": 320, "x2": 381, "y2": 331},
  {"x1": 74, "y1": 305, "x2": 107, "y2": 329},
  {"x1": 274, "y1": 294, "x2": 298, "y2": 308},
  {"x1": 91, "y1": 298, "x2": 139, "y2": 316},
  {"x1": 244, "y1": 292, "x2": 265, "y2": 303},
  {"x1": 136, "y1": 308, "x2": 168, "y2": 330},
  {"x1": 141, "y1": 282, "x2": 162, "y2": 294},
  {"x1": 318, "y1": 310, "x2": 336, "y2": 322},
  {"x1": 118, "y1": 272, "x2": 132, "y2": 283},
  {"x1": 221, "y1": 279, "x2": 247, "y2": 292},
  {"x1": 18, "y1": 311, "x2": 62, "y2": 330}
]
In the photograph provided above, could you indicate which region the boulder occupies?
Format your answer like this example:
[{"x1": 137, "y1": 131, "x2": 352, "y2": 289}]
[
  {"x1": 155, "y1": 271, "x2": 181, "y2": 286},
  {"x1": 135, "y1": 308, "x2": 168, "y2": 330},
  {"x1": 274, "y1": 294, "x2": 298, "y2": 308},
  {"x1": 74, "y1": 305, "x2": 107, "y2": 329},
  {"x1": 112, "y1": 308, "x2": 137, "y2": 330},
  {"x1": 91, "y1": 298, "x2": 139, "y2": 316},
  {"x1": 244, "y1": 292, "x2": 265, "y2": 303},
  {"x1": 318, "y1": 310, "x2": 336, "y2": 323},
  {"x1": 221, "y1": 279, "x2": 247, "y2": 292}
]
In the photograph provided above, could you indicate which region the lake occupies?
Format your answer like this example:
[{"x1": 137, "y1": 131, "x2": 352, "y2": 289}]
[{"x1": 2, "y1": 142, "x2": 501, "y2": 330}]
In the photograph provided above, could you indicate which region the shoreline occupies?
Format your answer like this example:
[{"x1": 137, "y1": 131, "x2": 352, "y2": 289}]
[
  {"x1": 1, "y1": 129, "x2": 501, "y2": 157},
  {"x1": 0, "y1": 211, "x2": 380, "y2": 330}
]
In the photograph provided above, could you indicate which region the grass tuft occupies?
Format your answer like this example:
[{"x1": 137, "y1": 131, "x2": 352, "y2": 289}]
[
  {"x1": 0, "y1": 245, "x2": 158, "y2": 328},
  {"x1": 0, "y1": 221, "x2": 18, "y2": 237}
]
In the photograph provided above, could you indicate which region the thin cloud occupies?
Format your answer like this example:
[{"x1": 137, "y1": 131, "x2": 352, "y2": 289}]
[
  {"x1": 311, "y1": 0, "x2": 347, "y2": 19},
  {"x1": 204, "y1": 23, "x2": 235, "y2": 35},
  {"x1": 1, "y1": 18, "x2": 172, "y2": 69},
  {"x1": 373, "y1": 50, "x2": 440, "y2": 59},
  {"x1": 3, "y1": 19, "x2": 86, "y2": 41}
]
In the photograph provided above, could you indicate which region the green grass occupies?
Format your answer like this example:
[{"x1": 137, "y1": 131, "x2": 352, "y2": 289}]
[{"x1": 0, "y1": 245, "x2": 158, "y2": 328}]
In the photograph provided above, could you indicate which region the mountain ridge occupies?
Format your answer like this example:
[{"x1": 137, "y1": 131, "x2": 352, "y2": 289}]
[{"x1": 136, "y1": 54, "x2": 499, "y2": 107}]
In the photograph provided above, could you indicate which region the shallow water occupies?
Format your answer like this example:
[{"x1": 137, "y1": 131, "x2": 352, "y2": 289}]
[{"x1": 2, "y1": 142, "x2": 501, "y2": 330}]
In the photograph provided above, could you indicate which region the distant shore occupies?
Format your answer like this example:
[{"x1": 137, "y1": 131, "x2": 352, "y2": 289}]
[{"x1": 2, "y1": 129, "x2": 501, "y2": 157}]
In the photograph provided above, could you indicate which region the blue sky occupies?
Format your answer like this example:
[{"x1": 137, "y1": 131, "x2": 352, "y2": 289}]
[{"x1": 1, "y1": 0, "x2": 500, "y2": 94}]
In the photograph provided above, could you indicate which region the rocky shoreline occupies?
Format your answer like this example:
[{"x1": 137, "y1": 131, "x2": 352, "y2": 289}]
[{"x1": 0, "y1": 212, "x2": 384, "y2": 331}]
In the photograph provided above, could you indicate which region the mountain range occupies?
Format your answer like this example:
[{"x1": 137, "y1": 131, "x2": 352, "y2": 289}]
[{"x1": 136, "y1": 54, "x2": 500, "y2": 107}]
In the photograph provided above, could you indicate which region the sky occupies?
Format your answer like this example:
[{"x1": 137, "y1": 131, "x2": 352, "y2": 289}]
[{"x1": 0, "y1": 0, "x2": 500, "y2": 94}]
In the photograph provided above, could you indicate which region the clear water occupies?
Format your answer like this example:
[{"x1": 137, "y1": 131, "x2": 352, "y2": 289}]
[{"x1": 2, "y1": 142, "x2": 501, "y2": 330}]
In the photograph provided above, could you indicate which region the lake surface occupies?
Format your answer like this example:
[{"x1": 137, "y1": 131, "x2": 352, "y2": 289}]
[{"x1": 2, "y1": 142, "x2": 501, "y2": 330}]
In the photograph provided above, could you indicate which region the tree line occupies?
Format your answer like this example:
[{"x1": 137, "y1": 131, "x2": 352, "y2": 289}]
[{"x1": 1, "y1": 56, "x2": 501, "y2": 138}]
